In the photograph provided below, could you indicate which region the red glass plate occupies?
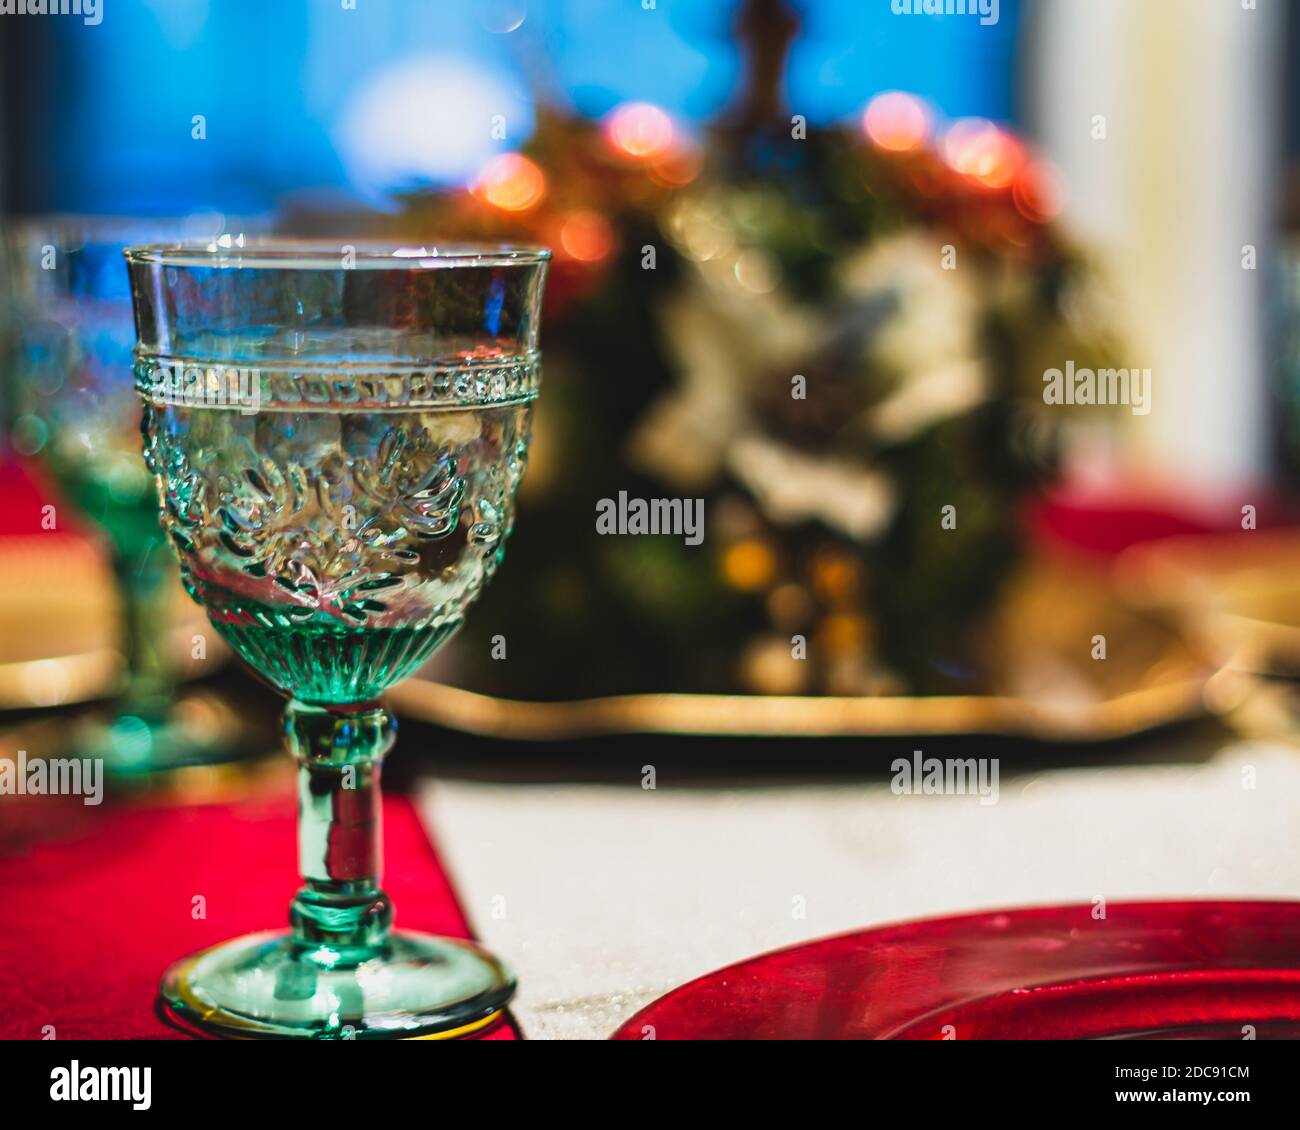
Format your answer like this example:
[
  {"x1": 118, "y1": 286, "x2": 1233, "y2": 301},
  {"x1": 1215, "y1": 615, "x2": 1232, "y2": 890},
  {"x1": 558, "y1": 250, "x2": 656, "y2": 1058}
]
[{"x1": 611, "y1": 901, "x2": 1300, "y2": 1040}]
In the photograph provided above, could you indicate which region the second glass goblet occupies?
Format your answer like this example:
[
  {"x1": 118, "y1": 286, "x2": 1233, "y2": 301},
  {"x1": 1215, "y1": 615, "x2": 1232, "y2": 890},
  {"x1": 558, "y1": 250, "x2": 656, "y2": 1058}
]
[
  {"x1": 6, "y1": 216, "x2": 247, "y2": 772},
  {"x1": 127, "y1": 239, "x2": 548, "y2": 1039}
]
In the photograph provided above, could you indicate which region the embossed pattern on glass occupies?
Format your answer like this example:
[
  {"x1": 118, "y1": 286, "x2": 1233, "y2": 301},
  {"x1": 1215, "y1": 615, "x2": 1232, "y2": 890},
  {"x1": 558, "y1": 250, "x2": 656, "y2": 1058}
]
[{"x1": 142, "y1": 395, "x2": 531, "y2": 703}]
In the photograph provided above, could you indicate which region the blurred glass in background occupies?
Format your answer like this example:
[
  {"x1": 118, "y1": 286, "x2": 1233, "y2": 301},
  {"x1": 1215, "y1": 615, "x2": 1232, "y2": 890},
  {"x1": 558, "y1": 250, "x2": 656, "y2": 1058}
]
[{"x1": 3, "y1": 216, "x2": 246, "y2": 770}]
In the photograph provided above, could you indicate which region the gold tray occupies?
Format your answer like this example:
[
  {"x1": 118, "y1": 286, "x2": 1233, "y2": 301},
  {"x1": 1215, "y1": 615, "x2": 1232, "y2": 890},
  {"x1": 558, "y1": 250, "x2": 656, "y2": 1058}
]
[
  {"x1": 1118, "y1": 531, "x2": 1300, "y2": 676},
  {"x1": 389, "y1": 559, "x2": 1218, "y2": 742},
  {"x1": 0, "y1": 538, "x2": 1216, "y2": 742}
]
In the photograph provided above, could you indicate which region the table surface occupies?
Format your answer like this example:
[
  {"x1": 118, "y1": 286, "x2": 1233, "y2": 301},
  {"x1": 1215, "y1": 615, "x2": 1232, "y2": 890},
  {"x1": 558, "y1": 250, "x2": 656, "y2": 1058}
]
[
  {"x1": 419, "y1": 739, "x2": 1300, "y2": 1040},
  {"x1": 4, "y1": 699, "x2": 1295, "y2": 1041}
]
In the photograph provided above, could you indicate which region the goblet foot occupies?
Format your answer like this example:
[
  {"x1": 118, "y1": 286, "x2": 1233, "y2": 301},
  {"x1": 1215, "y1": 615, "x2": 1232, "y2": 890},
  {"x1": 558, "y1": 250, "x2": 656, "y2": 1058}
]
[
  {"x1": 161, "y1": 929, "x2": 515, "y2": 1040},
  {"x1": 72, "y1": 693, "x2": 251, "y2": 777}
]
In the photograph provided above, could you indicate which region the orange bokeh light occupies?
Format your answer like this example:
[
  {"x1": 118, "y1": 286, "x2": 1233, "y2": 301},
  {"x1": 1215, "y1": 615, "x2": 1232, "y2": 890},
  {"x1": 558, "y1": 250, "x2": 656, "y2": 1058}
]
[
  {"x1": 1013, "y1": 159, "x2": 1068, "y2": 223},
  {"x1": 943, "y1": 119, "x2": 1024, "y2": 189},
  {"x1": 647, "y1": 145, "x2": 703, "y2": 188},
  {"x1": 605, "y1": 102, "x2": 675, "y2": 161},
  {"x1": 863, "y1": 92, "x2": 931, "y2": 153},
  {"x1": 474, "y1": 153, "x2": 546, "y2": 212},
  {"x1": 559, "y1": 210, "x2": 615, "y2": 262}
]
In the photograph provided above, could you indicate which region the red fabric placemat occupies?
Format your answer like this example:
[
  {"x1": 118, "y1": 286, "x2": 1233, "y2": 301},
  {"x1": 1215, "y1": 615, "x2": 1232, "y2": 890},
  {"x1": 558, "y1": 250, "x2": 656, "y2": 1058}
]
[
  {"x1": 0, "y1": 457, "x2": 91, "y2": 538},
  {"x1": 0, "y1": 788, "x2": 515, "y2": 1040}
]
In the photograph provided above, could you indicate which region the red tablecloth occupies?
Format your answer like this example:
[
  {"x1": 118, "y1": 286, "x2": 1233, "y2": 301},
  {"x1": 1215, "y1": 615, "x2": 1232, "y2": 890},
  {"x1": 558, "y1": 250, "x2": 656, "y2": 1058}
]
[{"x1": 0, "y1": 788, "x2": 515, "y2": 1039}]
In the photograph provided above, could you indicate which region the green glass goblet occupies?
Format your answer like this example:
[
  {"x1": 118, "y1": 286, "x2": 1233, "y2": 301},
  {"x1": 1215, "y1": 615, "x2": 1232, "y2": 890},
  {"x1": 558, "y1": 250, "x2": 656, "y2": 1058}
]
[{"x1": 126, "y1": 239, "x2": 549, "y2": 1039}]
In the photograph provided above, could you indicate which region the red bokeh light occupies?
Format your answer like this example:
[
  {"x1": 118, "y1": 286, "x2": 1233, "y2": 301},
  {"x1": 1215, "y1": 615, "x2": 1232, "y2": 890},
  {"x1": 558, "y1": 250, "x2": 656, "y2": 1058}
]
[
  {"x1": 944, "y1": 119, "x2": 1024, "y2": 189},
  {"x1": 559, "y1": 210, "x2": 615, "y2": 262},
  {"x1": 863, "y1": 92, "x2": 931, "y2": 153},
  {"x1": 605, "y1": 102, "x2": 675, "y2": 161},
  {"x1": 1013, "y1": 158, "x2": 1068, "y2": 223}
]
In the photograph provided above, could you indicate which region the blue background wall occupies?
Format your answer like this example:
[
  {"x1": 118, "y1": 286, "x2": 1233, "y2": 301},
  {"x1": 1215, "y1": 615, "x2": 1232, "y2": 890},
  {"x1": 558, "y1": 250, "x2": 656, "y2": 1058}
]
[{"x1": 4, "y1": 0, "x2": 1022, "y2": 215}]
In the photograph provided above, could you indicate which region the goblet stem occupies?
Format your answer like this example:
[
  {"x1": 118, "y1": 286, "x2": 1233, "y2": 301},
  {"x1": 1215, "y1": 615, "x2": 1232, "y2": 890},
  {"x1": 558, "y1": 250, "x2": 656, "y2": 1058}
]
[
  {"x1": 110, "y1": 544, "x2": 175, "y2": 723},
  {"x1": 284, "y1": 701, "x2": 397, "y2": 959}
]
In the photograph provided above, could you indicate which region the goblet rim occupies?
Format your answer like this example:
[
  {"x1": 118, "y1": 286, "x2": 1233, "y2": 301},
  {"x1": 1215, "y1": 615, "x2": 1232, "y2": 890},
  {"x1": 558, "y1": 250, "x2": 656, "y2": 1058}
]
[{"x1": 124, "y1": 238, "x2": 552, "y2": 270}]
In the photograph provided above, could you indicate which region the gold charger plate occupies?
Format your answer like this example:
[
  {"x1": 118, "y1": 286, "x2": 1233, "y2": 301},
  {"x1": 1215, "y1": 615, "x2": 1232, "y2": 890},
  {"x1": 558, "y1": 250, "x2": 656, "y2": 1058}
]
[
  {"x1": 1118, "y1": 530, "x2": 1300, "y2": 676},
  {"x1": 0, "y1": 537, "x2": 1220, "y2": 742},
  {"x1": 389, "y1": 558, "x2": 1219, "y2": 742}
]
